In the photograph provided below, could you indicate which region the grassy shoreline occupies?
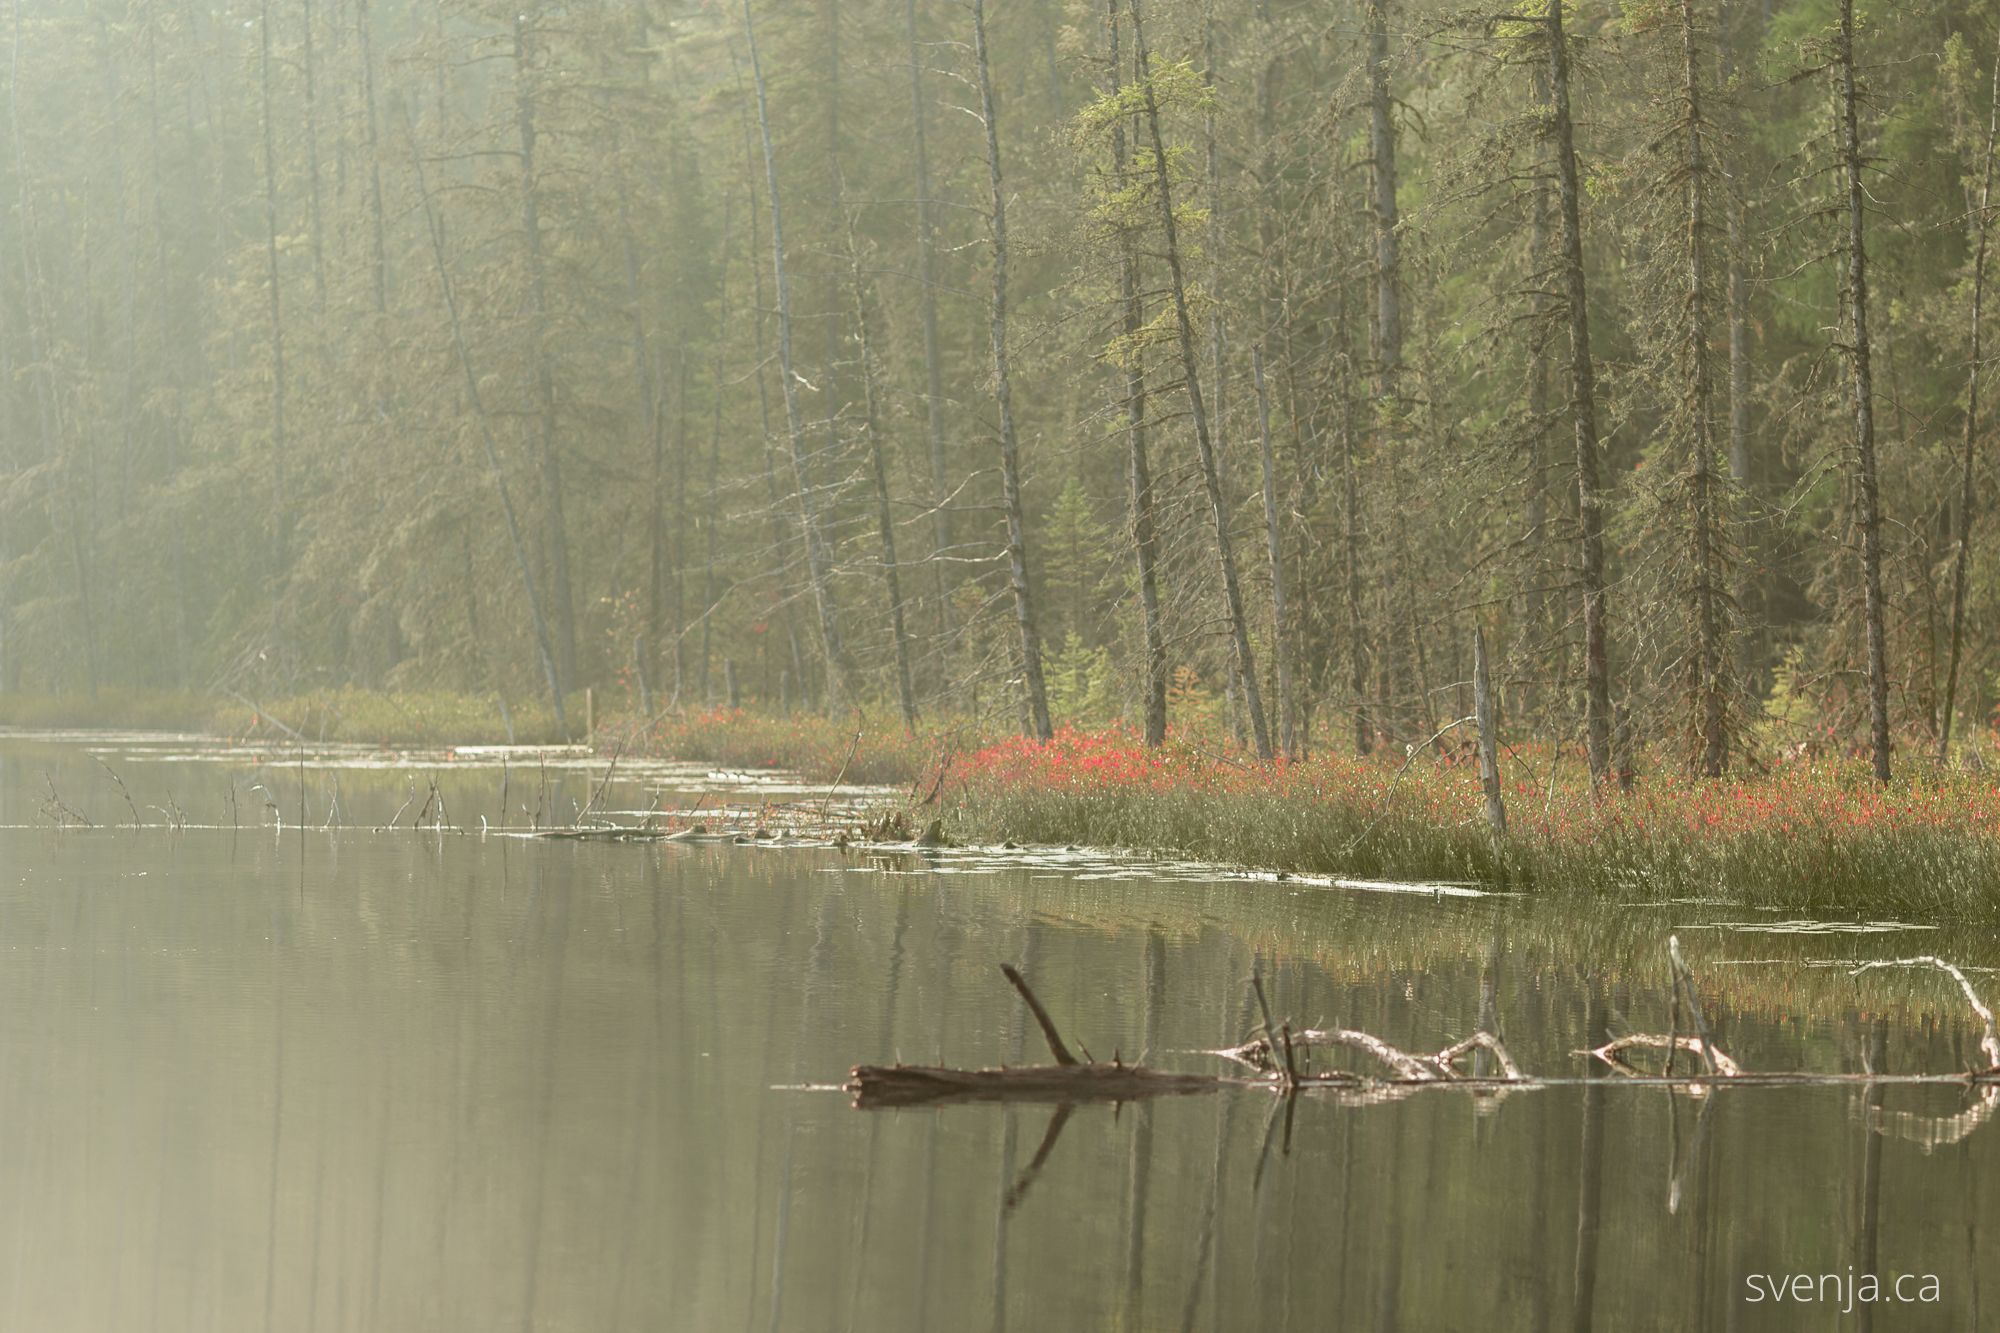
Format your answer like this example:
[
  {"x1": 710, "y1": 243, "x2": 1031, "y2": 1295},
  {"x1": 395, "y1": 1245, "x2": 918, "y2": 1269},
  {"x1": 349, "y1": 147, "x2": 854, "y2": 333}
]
[{"x1": 11, "y1": 689, "x2": 2000, "y2": 918}]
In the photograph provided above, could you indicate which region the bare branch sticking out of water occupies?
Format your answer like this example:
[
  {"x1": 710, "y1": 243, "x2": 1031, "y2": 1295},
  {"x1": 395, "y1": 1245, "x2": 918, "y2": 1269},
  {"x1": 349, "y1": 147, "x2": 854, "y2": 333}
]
[
  {"x1": 1848, "y1": 955, "x2": 2000, "y2": 1070},
  {"x1": 1584, "y1": 1034, "x2": 1743, "y2": 1080}
]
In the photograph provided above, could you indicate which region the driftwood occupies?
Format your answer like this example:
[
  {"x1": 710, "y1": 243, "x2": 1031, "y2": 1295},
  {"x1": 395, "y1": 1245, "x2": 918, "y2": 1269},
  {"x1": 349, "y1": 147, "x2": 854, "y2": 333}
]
[
  {"x1": 845, "y1": 941, "x2": 2000, "y2": 1129},
  {"x1": 850, "y1": 964, "x2": 1235, "y2": 1108},
  {"x1": 1585, "y1": 1034, "x2": 1743, "y2": 1080},
  {"x1": 850, "y1": 1061, "x2": 1229, "y2": 1110}
]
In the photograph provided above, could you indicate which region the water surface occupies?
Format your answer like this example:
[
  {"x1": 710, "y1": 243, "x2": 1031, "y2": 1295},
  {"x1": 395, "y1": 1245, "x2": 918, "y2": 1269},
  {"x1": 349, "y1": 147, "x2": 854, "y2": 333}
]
[{"x1": 0, "y1": 731, "x2": 1993, "y2": 1330}]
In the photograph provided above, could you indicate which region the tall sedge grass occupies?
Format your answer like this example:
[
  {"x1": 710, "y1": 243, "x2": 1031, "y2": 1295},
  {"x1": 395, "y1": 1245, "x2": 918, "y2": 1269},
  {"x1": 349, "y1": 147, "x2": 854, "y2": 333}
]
[{"x1": 938, "y1": 727, "x2": 2000, "y2": 919}]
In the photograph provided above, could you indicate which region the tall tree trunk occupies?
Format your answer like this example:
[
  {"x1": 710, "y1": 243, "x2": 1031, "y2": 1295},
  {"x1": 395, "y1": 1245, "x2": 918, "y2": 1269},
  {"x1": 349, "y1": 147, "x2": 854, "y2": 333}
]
[
  {"x1": 258, "y1": 0, "x2": 290, "y2": 569},
  {"x1": 745, "y1": 0, "x2": 853, "y2": 715},
  {"x1": 404, "y1": 106, "x2": 567, "y2": 735},
  {"x1": 1938, "y1": 49, "x2": 1998, "y2": 762},
  {"x1": 1255, "y1": 346, "x2": 1294, "y2": 756},
  {"x1": 1128, "y1": 0, "x2": 1272, "y2": 760},
  {"x1": 512, "y1": 12, "x2": 578, "y2": 699},
  {"x1": 841, "y1": 199, "x2": 920, "y2": 732},
  {"x1": 146, "y1": 13, "x2": 190, "y2": 687},
  {"x1": 736, "y1": 68, "x2": 809, "y2": 708},
  {"x1": 356, "y1": 0, "x2": 387, "y2": 315},
  {"x1": 1836, "y1": 0, "x2": 1892, "y2": 783},
  {"x1": 1108, "y1": 0, "x2": 1167, "y2": 747},
  {"x1": 1680, "y1": 0, "x2": 1729, "y2": 776},
  {"x1": 701, "y1": 195, "x2": 733, "y2": 705},
  {"x1": 1545, "y1": 0, "x2": 1613, "y2": 787},
  {"x1": 300, "y1": 0, "x2": 327, "y2": 312},
  {"x1": 907, "y1": 0, "x2": 956, "y2": 648},
  {"x1": 973, "y1": 0, "x2": 1054, "y2": 740},
  {"x1": 1525, "y1": 67, "x2": 1554, "y2": 730}
]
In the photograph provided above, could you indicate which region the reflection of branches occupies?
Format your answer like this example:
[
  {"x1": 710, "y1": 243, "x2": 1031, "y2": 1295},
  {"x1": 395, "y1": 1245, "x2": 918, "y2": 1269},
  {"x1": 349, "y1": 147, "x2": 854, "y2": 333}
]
[{"x1": 1871, "y1": 1086, "x2": 2000, "y2": 1152}]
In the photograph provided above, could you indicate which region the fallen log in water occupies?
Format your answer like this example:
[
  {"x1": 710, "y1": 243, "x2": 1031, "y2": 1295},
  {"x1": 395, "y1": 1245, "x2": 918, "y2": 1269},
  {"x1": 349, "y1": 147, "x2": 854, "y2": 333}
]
[
  {"x1": 842, "y1": 944, "x2": 2000, "y2": 1121},
  {"x1": 849, "y1": 1061, "x2": 1231, "y2": 1109}
]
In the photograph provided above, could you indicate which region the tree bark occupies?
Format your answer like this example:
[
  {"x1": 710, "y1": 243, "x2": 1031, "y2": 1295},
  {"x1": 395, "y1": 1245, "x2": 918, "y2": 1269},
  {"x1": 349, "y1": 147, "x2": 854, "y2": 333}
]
[
  {"x1": 1938, "y1": 47, "x2": 1998, "y2": 762},
  {"x1": 1836, "y1": 0, "x2": 1892, "y2": 782},
  {"x1": 973, "y1": 0, "x2": 1054, "y2": 740},
  {"x1": 1128, "y1": 0, "x2": 1272, "y2": 760},
  {"x1": 403, "y1": 106, "x2": 567, "y2": 735},
  {"x1": 745, "y1": 0, "x2": 854, "y2": 716},
  {"x1": 906, "y1": 0, "x2": 956, "y2": 648},
  {"x1": 842, "y1": 192, "x2": 920, "y2": 731},
  {"x1": 258, "y1": 0, "x2": 290, "y2": 569},
  {"x1": 512, "y1": 12, "x2": 579, "y2": 699},
  {"x1": 356, "y1": 0, "x2": 387, "y2": 315},
  {"x1": 1545, "y1": 0, "x2": 1613, "y2": 787},
  {"x1": 1255, "y1": 346, "x2": 1294, "y2": 757},
  {"x1": 1680, "y1": 0, "x2": 1729, "y2": 776},
  {"x1": 1108, "y1": 0, "x2": 1167, "y2": 747}
]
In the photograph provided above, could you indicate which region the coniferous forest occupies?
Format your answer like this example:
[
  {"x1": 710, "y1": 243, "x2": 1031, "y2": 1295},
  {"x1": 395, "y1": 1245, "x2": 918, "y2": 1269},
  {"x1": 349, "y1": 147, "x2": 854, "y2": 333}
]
[{"x1": 4, "y1": 0, "x2": 1998, "y2": 780}]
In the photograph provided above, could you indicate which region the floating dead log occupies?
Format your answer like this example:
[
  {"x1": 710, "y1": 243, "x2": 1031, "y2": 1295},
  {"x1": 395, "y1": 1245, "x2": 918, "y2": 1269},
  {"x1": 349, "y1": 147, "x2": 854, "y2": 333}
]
[
  {"x1": 850, "y1": 963, "x2": 1238, "y2": 1109},
  {"x1": 843, "y1": 945, "x2": 2000, "y2": 1125}
]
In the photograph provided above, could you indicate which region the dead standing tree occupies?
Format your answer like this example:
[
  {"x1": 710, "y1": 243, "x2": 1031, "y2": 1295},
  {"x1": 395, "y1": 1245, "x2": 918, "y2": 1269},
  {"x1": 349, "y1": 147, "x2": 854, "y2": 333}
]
[
  {"x1": 1127, "y1": 0, "x2": 1273, "y2": 760},
  {"x1": 744, "y1": 0, "x2": 855, "y2": 716},
  {"x1": 973, "y1": 0, "x2": 1054, "y2": 740},
  {"x1": 403, "y1": 105, "x2": 567, "y2": 735},
  {"x1": 1834, "y1": 0, "x2": 1893, "y2": 783},
  {"x1": 1938, "y1": 45, "x2": 2000, "y2": 763}
]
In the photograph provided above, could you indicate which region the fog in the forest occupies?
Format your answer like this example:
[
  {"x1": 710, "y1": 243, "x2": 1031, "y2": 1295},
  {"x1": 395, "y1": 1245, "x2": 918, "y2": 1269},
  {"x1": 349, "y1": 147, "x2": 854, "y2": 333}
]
[{"x1": 0, "y1": 0, "x2": 1989, "y2": 774}]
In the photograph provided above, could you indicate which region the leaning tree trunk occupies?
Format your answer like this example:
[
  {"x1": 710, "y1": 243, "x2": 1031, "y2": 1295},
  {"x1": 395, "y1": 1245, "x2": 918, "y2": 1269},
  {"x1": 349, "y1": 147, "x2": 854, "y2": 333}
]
[
  {"x1": 300, "y1": 0, "x2": 327, "y2": 311},
  {"x1": 745, "y1": 0, "x2": 854, "y2": 716},
  {"x1": 1108, "y1": 0, "x2": 1168, "y2": 747},
  {"x1": 1255, "y1": 346, "x2": 1295, "y2": 756},
  {"x1": 973, "y1": 0, "x2": 1053, "y2": 740},
  {"x1": 1546, "y1": 0, "x2": 1613, "y2": 788},
  {"x1": 1679, "y1": 0, "x2": 1729, "y2": 776},
  {"x1": 1836, "y1": 0, "x2": 1892, "y2": 783},
  {"x1": 736, "y1": 70, "x2": 809, "y2": 707},
  {"x1": 512, "y1": 12, "x2": 579, "y2": 699},
  {"x1": 1938, "y1": 47, "x2": 1999, "y2": 762},
  {"x1": 842, "y1": 195, "x2": 920, "y2": 731},
  {"x1": 404, "y1": 106, "x2": 567, "y2": 735},
  {"x1": 257, "y1": 0, "x2": 290, "y2": 568},
  {"x1": 356, "y1": 0, "x2": 388, "y2": 315},
  {"x1": 907, "y1": 0, "x2": 957, "y2": 649},
  {"x1": 1128, "y1": 0, "x2": 1273, "y2": 760}
]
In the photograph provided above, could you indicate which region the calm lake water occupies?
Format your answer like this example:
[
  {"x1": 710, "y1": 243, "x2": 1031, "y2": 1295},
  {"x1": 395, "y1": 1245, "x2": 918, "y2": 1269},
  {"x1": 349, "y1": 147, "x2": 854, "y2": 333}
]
[{"x1": 0, "y1": 731, "x2": 1996, "y2": 1330}]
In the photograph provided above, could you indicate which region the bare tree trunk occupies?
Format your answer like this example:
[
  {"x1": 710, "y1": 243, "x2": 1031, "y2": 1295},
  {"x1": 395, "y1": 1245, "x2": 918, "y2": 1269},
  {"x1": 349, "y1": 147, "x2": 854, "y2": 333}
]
[
  {"x1": 1475, "y1": 626, "x2": 1506, "y2": 836},
  {"x1": 973, "y1": 0, "x2": 1053, "y2": 740},
  {"x1": 1680, "y1": 0, "x2": 1729, "y2": 776},
  {"x1": 146, "y1": 13, "x2": 190, "y2": 687},
  {"x1": 745, "y1": 0, "x2": 853, "y2": 716},
  {"x1": 1836, "y1": 0, "x2": 1892, "y2": 783},
  {"x1": 735, "y1": 83, "x2": 809, "y2": 710},
  {"x1": 1108, "y1": 0, "x2": 1167, "y2": 746},
  {"x1": 1938, "y1": 48, "x2": 1999, "y2": 762},
  {"x1": 701, "y1": 196, "x2": 733, "y2": 705},
  {"x1": 1255, "y1": 347, "x2": 1294, "y2": 757},
  {"x1": 1545, "y1": 0, "x2": 1613, "y2": 787},
  {"x1": 258, "y1": 0, "x2": 291, "y2": 569},
  {"x1": 404, "y1": 106, "x2": 567, "y2": 735},
  {"x1": 356, "y1": 0, "x2": 387, "y2": 315},
  {"x1": 1128, "y1": 0, "x2": 1272, "y2": 760},
  {"x1": 513, "y1": 12, "x2": 579, "y2": 699},
  {"x1": 300, "y1": 0, "x2": 327, "y2": 312},
  {"x1": 1525, "y1": 67, "x2": 1554, "y2": 730},
  {"x1": 841, "y1": 192, "x2": 920, "y2": 731},
  {"x1": 906, "y1": 0, "x2": 956, "y2": 649}
]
